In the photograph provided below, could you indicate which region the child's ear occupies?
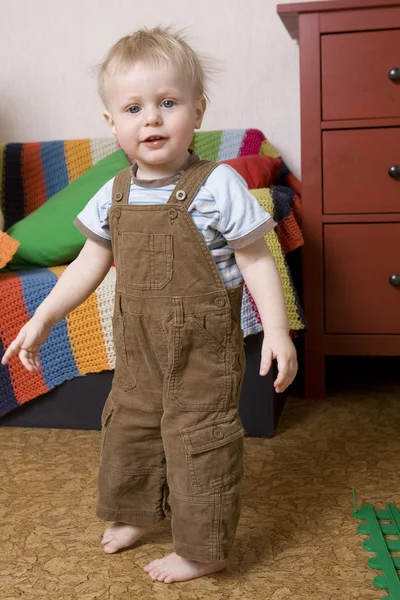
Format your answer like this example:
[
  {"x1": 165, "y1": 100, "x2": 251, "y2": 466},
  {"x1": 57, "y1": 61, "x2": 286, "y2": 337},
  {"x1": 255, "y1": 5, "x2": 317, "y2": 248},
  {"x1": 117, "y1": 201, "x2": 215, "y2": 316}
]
[
  {"x1": 194, "y1": 97, "x2": 207, "y2": 129},
  {"x1": 104, "y1": 111, "x2": 117, "y2": 136}
]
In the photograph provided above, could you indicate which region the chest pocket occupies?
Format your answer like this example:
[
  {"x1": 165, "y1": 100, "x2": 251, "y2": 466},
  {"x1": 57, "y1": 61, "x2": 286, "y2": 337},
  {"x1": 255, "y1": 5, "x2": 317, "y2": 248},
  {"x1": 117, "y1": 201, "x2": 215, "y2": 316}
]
[{"x1": 119, "y1": 232, "x2": 173, "y2": 290}]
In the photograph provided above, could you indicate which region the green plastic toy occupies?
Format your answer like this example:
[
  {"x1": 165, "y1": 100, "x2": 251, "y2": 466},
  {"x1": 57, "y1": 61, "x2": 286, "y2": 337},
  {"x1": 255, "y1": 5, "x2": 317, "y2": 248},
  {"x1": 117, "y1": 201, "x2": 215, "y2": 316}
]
[{"x1": 353, "y1": 488, "x2": 400, "y2": 599}]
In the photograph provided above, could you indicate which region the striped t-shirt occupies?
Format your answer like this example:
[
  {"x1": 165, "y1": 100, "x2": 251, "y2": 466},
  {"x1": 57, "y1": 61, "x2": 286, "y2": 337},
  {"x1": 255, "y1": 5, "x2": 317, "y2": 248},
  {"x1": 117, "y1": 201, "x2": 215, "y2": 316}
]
[{"x1": 75, "y1": 155, "x2": 275, "y2": 288}]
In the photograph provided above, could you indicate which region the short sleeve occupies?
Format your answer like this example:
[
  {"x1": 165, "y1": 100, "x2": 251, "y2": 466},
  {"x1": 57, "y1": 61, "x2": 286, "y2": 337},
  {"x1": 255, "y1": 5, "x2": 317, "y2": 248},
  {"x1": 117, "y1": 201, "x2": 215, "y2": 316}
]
[
  {"x1": 203, "y1": 164, "x2": 276, "y2": 249},
  {"x1": 73, "y1": 178, "x2": 115, "y2": 248}
]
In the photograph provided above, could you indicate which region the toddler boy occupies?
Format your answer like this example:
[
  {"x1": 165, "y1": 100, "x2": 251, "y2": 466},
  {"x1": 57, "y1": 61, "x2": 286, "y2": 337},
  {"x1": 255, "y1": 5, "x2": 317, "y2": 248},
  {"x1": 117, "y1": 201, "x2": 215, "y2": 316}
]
[{"x1": 2, "y1": 27, "x2": 297, "y2": 583}]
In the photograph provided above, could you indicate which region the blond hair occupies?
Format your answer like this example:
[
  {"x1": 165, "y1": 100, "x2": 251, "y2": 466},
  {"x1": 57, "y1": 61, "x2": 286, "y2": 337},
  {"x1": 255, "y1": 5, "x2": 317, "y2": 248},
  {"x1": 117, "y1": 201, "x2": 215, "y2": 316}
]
[{"x1": 98, "y1": 27, "x2": 210, "y2": 108}]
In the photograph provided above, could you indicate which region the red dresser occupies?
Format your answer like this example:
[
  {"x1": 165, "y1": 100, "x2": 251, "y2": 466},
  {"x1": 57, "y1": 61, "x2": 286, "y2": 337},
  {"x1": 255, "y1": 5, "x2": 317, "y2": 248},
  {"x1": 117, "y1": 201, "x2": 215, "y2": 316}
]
[{"x1": 278, "y1": 0, "x2": 400, "y2": 398}]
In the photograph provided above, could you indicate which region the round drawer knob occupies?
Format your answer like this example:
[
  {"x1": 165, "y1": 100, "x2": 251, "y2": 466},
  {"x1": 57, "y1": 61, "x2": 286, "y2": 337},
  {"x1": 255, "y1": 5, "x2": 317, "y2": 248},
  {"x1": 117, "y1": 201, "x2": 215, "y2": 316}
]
[
  {"x1": 388, "y1": 165, "x2": 400, "y2": 179},
  {"x1": 388, "y1": 68, "x2": 400, "y2": 82},
  {"x1": 389, "y1": 274, "x2": 400, "y2": 287}
]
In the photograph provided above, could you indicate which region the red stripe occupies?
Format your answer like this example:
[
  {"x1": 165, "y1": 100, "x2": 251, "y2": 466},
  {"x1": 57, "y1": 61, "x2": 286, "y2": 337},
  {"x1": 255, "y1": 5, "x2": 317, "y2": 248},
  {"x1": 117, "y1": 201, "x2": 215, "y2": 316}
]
[
  {"x1": 239, "y1": 129, "x2": 266, "y2": 156},
  {"x1": 0, "y1": 273, "x2": 48, "y2": 403},
  {"x1": 22, "y1": 143, "x2": 47, "y2": 216}
]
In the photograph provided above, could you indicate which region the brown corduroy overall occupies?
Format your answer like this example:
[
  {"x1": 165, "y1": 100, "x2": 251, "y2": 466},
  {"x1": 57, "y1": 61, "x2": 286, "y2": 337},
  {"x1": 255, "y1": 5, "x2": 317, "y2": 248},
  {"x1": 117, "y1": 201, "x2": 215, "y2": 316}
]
[{"x1": 97, "y1": 160, "x2": 247, "y2": 563}]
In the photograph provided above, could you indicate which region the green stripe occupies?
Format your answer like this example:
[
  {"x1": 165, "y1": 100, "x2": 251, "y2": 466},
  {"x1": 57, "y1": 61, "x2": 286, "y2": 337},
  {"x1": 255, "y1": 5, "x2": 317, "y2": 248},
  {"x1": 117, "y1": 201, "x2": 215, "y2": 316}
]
[{"x1": 192, "y1": 131, "x2": 223, "y2": 161}]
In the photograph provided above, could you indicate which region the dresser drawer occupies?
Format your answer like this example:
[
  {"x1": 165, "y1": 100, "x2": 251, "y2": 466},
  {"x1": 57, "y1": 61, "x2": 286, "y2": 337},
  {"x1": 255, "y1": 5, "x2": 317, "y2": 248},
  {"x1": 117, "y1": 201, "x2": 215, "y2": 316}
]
[
  {"x1": 321, "y1": 30, "x2": 400, "y2": 121},
  {"x1": 324, "y1": 224, "x2": 400, "y2": 334},
  {"x1": 323, "y1": 128, "x2": 400, "y2": 214}
]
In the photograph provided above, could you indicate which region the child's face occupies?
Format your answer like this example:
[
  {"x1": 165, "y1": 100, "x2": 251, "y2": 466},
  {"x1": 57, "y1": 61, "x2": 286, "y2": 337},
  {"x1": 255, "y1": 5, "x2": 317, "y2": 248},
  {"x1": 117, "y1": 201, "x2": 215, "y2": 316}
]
[{"x1": 104, "y1": 62, "x2": 206, "y2": 175}]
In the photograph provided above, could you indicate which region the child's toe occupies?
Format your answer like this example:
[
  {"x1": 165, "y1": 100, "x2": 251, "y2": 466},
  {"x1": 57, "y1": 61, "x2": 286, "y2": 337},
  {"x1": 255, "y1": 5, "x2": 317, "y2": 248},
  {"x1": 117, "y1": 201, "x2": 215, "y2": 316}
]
[{"x1": 103, "y1": 540, "x2": 120, "y2": 553}]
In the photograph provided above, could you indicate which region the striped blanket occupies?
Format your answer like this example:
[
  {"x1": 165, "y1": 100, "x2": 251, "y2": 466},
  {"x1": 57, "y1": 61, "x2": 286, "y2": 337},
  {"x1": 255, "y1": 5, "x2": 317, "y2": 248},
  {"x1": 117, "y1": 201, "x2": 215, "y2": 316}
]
[{"x1": 0, "y1": 129, "x2": 304, "y2": 418}]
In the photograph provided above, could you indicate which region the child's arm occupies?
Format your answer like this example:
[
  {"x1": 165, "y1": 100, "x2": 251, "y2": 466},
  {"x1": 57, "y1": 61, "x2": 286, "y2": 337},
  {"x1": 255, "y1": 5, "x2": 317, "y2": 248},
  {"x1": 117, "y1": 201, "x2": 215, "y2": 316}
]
[
  {"x1": 1, "y1": 238, "x2": 113, "y2": 372},
  {"x1": 234, "y1": 237, "x2": 298, "y2": 393}
]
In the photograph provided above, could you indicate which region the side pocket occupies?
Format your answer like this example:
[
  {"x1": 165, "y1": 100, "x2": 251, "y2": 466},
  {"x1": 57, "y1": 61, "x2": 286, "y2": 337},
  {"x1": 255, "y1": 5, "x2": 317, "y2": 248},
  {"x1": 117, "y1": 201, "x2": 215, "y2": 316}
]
[
  {"x1": 168, "y1": 311, "x2": 230, "y2": 411},
  {"x1": 187, "y1": 316, "x2": 226, "y2": 357},
  {"x1": 181, "y1": 415, "x2": 245, "y2": 494},
  {"x1": 100, "y1": 397, "x2": 114, "y2": 458},
  {"x1": 112, "y1": 312, "x2": 137, "y2": 392}
]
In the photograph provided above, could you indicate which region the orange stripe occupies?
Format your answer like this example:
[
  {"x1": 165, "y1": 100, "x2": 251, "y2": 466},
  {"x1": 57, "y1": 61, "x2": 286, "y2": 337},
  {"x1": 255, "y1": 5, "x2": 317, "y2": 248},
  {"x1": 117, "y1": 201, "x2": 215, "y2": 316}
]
[
  {"x1": 286, "y1": 172, "x2": 302, "y2": 196},
  {"x1": 0, "y1": 273, "x2": 48, "y2": 403},
  {"x1": 64, "y1": 140, "x2": 93, "y2": 183},
  {"x1": 49, "y1": 266, "x2": 109, "y2": 373},
  {"x1": 278, "y1": 214, "x2": 304, "y2": 254},
  {"x1": 67, "y1": 293, "x2": 110, "y2": 373},
  {"x1": 21, "y1": 143, "x2": 47, "y2": 215}
]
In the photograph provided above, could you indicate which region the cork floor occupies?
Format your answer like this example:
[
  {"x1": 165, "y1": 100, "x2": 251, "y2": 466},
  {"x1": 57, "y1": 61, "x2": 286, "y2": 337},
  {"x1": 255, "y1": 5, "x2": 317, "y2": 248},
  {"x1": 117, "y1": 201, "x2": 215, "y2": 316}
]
[{"x1": 1, "y1": 357, "x2": 400, "y2": 600}]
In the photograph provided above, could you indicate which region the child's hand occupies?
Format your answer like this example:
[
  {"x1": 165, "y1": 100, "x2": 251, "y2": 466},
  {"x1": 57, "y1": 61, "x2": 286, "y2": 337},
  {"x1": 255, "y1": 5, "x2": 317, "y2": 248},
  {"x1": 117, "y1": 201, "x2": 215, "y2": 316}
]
[
  {"x1": 1, "y1": 317, "x2": 53, "y2": 373},
  {"x1": 259, "y1": 329, "x2": 297, "y2": 393}
]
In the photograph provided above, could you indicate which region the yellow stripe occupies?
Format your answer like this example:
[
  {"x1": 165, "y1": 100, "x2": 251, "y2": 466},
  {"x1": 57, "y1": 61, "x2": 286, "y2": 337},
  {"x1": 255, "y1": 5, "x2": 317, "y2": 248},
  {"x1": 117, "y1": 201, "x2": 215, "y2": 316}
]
[
  {"x1": 64, "y1": 140, "x2": 93, "y2": 183},
  {"x1": 48, "y1": 266, "x2": 67, "y2": 276},
  {"x1": 250, "y1": 190, "x2": 305, "y2": 331},
  {"x1": 48, "y1": 266, "x2": 110, "y2": 372},
  {"x1": 259, "y1": 139, "x2": 281, "y2": 159}
]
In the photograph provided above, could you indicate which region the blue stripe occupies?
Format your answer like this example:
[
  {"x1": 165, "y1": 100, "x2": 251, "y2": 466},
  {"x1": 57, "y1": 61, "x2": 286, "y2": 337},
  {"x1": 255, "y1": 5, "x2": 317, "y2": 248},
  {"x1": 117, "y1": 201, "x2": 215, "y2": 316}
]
[
  {"x1": 225, "y1": 275, "x2": 244, "y2": 287},
  {"x1": 130, "y1": 184, "x2": 175, "y2": 192},
  {"x1": 19, "y1": 269, "x2": 79, "y2": 387},
  {"x1": 217, "y1": 130, "x2": 245, "y2": 161},
  {"x1": 193, "y1": 214, "x2": 219, "y2": 222},
  {"x1": 191, "y1": 196, "x2": 214, "y2": 203},
  {"x1": 211, "y1": 245, "x2": 233, "y2": 254},
  {"x1": 216, "y1": 258, "x2": 236, "y2": 265},
  {"x1": 272, "y1": 186, "x2": 294, "y2": 221},
  {"x1": 213, "y1": 248, "x2": 233, "y2": 257},
  {"x1": 134, "y1": 199, "x2": 167, "y2": 204},
  {"x1": 214, "y1": 257, "x2": 236, "y2": 267},
  {"x1": 40, "y1": 141, "x2": 69, "y2": 199},
  {"x1": 129, "y1": 198, "x2": 168, "y2": 205},
  {"x1": 0, "y1": 336, "x2": 19, "y2": 415},
  {"x1": 103, "y1": 191, "x2": 216, "y2": 210},
  {"x1": 217, "y1": 264, "x2": 239, "y2": 275},
  {"x1": 191, "y1": 206, "x2": 218, "y2": 214},
  {"x1": 219, "y1": 275, "x2": 244, "y2": 288}
]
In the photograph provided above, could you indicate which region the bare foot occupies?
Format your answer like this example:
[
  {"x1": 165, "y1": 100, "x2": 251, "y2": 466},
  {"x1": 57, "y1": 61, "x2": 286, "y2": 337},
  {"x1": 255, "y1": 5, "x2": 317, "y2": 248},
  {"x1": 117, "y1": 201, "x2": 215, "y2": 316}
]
[
  {"x1": 101, "y1": 522, "x2": 156, "y2": 553},
  {"x1": 144, "y1": 552, "x2": 228, "y2": 583}
]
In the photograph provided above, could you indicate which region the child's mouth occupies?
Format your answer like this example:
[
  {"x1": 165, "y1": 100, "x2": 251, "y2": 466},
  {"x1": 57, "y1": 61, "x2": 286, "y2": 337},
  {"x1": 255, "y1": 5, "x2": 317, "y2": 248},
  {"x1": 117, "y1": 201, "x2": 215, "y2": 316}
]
[{"x1": 142, "y1": 136, "x2": 167, "y2": 147}]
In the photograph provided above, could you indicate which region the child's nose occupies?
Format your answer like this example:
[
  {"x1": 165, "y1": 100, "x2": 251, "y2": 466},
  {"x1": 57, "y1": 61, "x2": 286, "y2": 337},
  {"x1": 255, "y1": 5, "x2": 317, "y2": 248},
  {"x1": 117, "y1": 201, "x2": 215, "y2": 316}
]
[{"x1": 144, "y1": 106, "x2": 162, "y2": 126}]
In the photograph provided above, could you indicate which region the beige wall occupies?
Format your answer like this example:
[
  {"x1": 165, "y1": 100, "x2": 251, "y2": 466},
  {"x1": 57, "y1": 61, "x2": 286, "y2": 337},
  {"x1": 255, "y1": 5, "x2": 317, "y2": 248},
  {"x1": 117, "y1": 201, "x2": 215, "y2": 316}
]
[{"x1": 0, "y1": 0, "x2": 318, "y2": 176}]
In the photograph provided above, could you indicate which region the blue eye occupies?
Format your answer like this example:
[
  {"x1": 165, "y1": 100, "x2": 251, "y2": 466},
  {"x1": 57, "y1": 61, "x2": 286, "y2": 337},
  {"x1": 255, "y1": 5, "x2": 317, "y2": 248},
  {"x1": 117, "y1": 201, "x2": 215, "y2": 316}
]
[
  {"x1": 128, "y1": 105, "x2": 140, "y2": 114},
  {"x1": 162, "y1": 100, "x2": 175, "y2": 109}
]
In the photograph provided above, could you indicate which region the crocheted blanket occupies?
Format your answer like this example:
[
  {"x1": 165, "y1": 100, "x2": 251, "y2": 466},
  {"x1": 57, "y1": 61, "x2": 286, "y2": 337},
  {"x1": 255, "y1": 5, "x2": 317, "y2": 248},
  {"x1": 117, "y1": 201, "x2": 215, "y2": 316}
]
[{"x1": 0, "y1": 130, "x2": 304, "y2": 419}]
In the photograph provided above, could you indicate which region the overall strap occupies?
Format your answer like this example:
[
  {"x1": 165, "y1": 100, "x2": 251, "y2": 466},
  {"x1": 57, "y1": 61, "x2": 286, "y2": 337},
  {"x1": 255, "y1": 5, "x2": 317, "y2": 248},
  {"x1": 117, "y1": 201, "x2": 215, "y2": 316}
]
[
  {"x1": 167, "y1": 160, "x2": 219, "y2": 209},
  {"x1": 111, "y1": 167, "x2": 132, "y2": 205}
]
